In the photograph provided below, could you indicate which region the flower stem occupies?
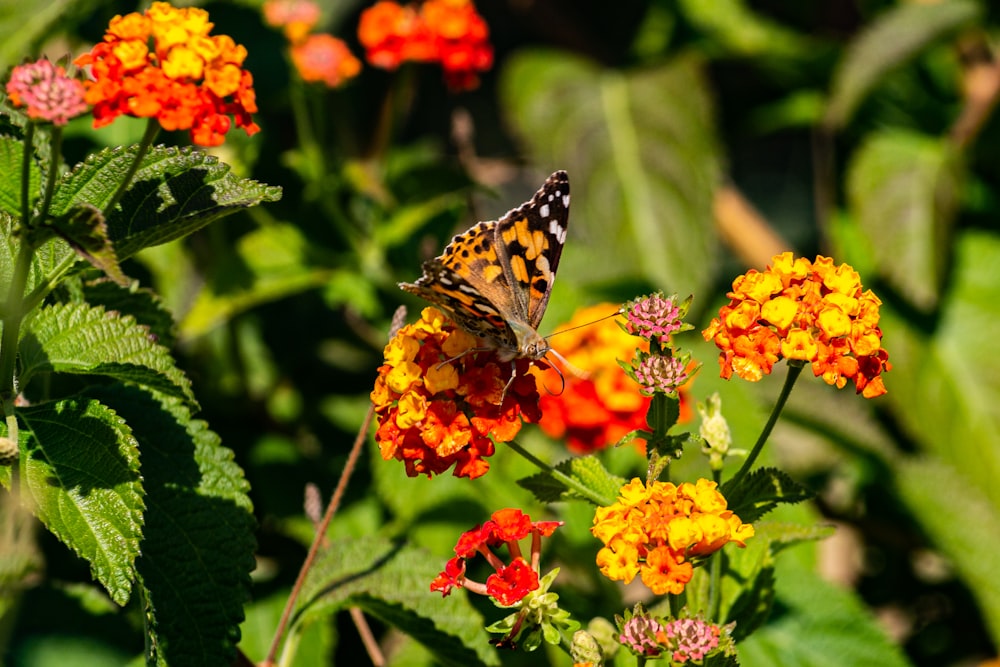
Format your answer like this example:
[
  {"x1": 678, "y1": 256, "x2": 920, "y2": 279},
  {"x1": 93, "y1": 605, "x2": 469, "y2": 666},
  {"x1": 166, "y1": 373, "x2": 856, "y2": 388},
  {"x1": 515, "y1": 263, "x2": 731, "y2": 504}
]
[
  {"x1": 102, "y1": 118, "x2": 160, "y2": 219},
  {"x1": 727, "y1": 362, "x2": 804, "y2": 488},
  {"x1": 708, "y1": 467, "x2": 723, "y2": 619},
  {"x1": 505, "y1": 439, "x2": 615, "y2": 506},
  {"x1": 262, "y1": 401, "x2": 376, "y2": 667},
  {"x1": 19, "y1": 123, "x2": 34, "y2": 225}
]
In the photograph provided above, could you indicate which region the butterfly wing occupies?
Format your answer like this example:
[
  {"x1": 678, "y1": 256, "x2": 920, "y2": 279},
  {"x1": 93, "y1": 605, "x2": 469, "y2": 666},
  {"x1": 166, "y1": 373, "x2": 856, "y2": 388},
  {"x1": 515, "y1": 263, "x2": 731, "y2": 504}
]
[
  {"x1": 399, "y1": 171, "x2": 570, "y2": 353},
  {"x1": 491, "y1": 170, "x2": 570, "y2": 329}
]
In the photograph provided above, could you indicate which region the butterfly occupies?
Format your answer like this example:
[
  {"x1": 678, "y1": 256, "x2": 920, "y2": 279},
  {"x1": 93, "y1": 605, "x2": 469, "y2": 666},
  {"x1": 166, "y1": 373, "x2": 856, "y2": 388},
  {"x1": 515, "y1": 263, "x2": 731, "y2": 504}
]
[{"x1": 399, "y1": 170, "x2": 570, "y2": 363}]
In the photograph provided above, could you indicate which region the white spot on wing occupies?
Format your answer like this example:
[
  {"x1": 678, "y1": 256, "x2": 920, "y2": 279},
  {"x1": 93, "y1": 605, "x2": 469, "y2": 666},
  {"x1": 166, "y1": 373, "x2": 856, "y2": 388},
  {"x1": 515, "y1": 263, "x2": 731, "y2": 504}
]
[
  {"x1": 549, "y1": 219, "x2": 567, "y2": 243},
  {"x1": 563, "y1": 194, "x2": 570, "y2": 208},
  {"x1": 539, "y1": 203, "x2": 550, "y2": 218}
]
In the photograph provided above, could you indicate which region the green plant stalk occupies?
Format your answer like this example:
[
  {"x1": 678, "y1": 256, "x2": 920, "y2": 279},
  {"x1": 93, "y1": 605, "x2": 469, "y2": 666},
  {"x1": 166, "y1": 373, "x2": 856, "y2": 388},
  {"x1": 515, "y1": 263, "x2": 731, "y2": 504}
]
[
  {"x1": 726, "y1": 362, "x2": 804, "y2": 489},
  {"x1": 19, "y1": 123, "x2": 34, "y2": 226},
  {"x1": 708, "y1": 467, "x2": 724, "y2": 620},
  {"x1": 505, "y1": 439, "x2": 615, "y2": 506}
]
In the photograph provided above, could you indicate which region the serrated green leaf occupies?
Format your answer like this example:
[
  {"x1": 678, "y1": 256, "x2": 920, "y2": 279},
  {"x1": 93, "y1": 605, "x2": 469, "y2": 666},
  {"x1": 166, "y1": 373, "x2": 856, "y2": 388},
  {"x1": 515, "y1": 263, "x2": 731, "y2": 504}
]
[
  {"x1": 517, "y1": 455, "x2": 624, "y2": 506},
  {"x1": 294, "y1": 535, "x2": 498, "y2": 667},
  {"x1": 722, "y1": 467, "x2": 814, "y2": 524},
  {"x1": 179, "y1": 222, "x2": 333, "y2": 338},
  {"x1": 46, "y1": 204, "x2": 128, "y2": 286},
  {"x1": 49, "y1": 144, "x2": 281, "y2": 260},
  {"x1": 19, "y1": 302, "x2": 195, "y2": 406},
  {"x1": 1, "y1": 397, "x2": 144, "y2": 606},
  {"x1": 85, "y1": 385, "x2": 255, "y2": 667},
  {"x1": 894, "y1": 456, "x2": 1000, "y2": 644},
  {"x1": 846, "y1": 130, "x2": 960, "y2": 310},
  {"x1": 501, "y1": 51, "x2": 719, "y2": 297},
  {"x1": 824, "y1": 1, "x2": 981, "y2": 129},
  {"x1": 0, "y1": 135, "x2": 40, "y2": 217},
  {"x1": 81, "y1": 280, "x2": 177, "y2": 349}
]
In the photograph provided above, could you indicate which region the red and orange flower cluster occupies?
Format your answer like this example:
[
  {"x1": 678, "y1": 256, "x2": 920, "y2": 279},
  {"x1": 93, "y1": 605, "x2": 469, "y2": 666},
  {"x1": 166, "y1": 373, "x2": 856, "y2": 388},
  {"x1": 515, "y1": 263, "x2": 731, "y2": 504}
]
[
  {"x1": 371, "y1": 307, "x2": 542, "y2": 479},
  {"x1": 263, "y1": 0, "x2": 361, "y2": 88},
  {"x1": 358, "y1": 0, "x2": 493, "y2": 90},
  {"x1": 531, "y1": 304, "x2": 670, "y2": 454},
  {"x1": 703, "y1": 252, "x2": 891, "y2": 398},
  {"x1": 74, "y1": 2, "x2": 259, "y2": 146},
  {"x1": 592, "y1": 478, "x2": 753, "y2": 595},
  {"x1": 431, "y1": 508, "x2": 561, "y2": 606}
]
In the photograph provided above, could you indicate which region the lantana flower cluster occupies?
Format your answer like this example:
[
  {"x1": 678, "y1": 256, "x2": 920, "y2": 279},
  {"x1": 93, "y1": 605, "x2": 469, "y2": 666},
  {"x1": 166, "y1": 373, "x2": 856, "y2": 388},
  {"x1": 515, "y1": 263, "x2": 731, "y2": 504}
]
[
  {"x1": 358, "y1": 0, "x2": 493, "y2": 90},
  {"x1": 592, "y1": 478, "x2": 754, "y2": 595},
  {"x1": 5, "y1": 58, "x2": 87, "y2": 126},
  {"x1": 430, "y1": 508, "x2": 561, "y2": 606},
  {"x1": 74, "y1": 2, "x2": 260, "y2": 146},
  {"x1": 702, "y1": 252, "x2": 891, "y2": 398},
  {"x1": 371, "y1": 307, "x2": 542, "y2": 479},
  {"x1": 621, "y1": 293, "x2": 695, "y2": 397},
  {"x1": 531, "y1": 303, "x2": 657, "y2": 453},
  {"x1": 618, "y1": 605, "x2": 732, "y2": 664},
  {"x1": 263, "y1": 0, "x2": 362, "y2": 88}
]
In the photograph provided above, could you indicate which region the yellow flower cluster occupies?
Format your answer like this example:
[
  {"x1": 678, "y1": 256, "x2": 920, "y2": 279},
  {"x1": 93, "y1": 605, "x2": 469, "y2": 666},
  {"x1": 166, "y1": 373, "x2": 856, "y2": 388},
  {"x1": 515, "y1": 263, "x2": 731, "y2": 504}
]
[{"x1": 592, "y1": 478, "x2": 753, "y2": 595}]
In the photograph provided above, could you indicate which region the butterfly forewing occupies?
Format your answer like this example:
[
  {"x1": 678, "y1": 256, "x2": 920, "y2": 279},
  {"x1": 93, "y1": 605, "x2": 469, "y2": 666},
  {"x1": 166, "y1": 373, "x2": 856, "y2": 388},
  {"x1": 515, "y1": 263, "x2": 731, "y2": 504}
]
[{"x1": 493, "y1": 170, "x2": 569, "y2": 329}]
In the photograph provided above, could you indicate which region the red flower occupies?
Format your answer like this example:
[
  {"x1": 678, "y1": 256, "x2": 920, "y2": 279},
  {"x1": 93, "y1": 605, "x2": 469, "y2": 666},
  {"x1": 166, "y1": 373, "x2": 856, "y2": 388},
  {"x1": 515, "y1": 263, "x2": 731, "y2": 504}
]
[
  {"x1": 357, "y1": 0, "x2": 492, "y2": 90},
  {"x1": 431, "y1": 508, "x2": 562, "y2": 606}
]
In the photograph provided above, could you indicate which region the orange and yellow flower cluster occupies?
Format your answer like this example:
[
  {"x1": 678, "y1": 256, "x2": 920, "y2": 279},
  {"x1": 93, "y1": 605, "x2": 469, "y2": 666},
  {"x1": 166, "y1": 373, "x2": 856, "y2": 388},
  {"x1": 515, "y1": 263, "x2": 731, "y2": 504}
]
[
  {"x1": 531, "y1": 304, "x2": 662, "y2": 453},
  {"x1": 592, "y1": 478, "x2": 753, "y2": 595},
  {"x1": 371, "y1": 307, "x2": 542, "y2": 479},
  {"x1": 702, "y1": 252, "x2": 891, "y2": 398},
  {"x1": 74, "y1": 2, "x2": 259, "y2": 146},
  {"x1": 263, "y1": 0, "x2": 362, "y2": 88},
  {"x1": 358, "y1": 0, "x2": 493, "y2": 90},
  {"x1": 431, "y1": 508, "x2": 561, "y2": 606}
]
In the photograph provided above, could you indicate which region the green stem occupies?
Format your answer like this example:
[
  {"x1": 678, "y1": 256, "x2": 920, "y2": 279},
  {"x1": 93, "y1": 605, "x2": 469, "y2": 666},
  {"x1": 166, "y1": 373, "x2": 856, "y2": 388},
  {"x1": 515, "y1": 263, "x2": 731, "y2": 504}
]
[
  {"x1": 504, "y1": 440, "x2": 615, "y2": 506},
  {"x1": 727, "y1": 363, "x2": 804, "y2": 488},
  {"x1": 32, "y1": 127, "x2": 62, "y2": 227},
  {"x1": 20, "y1": 123, "x2": 34, "y2": 225},
  {"x1": 0, "y1": 236, "x2": 35, "y2": 445},
  {"x1": 102, "y1": 119, "x2": 159, "y2": 219},
  {"x1": 707, "y1": 466, "x2": 723, "y2": 619}
]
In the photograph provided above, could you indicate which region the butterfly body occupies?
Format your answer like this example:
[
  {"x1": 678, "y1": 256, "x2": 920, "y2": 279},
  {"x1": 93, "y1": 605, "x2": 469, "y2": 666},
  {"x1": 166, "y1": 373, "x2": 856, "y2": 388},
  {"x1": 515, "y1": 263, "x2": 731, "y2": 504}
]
[{"x1": 399, "y1": 170, "x2": 570, "y2": 361}]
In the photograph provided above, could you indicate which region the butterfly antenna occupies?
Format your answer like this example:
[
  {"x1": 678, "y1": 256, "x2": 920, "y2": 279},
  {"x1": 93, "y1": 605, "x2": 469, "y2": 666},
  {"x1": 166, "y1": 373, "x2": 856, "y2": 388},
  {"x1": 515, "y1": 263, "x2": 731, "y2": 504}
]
[{"x1": 544, "y1": 308, "x2": 623, "y2": 342}]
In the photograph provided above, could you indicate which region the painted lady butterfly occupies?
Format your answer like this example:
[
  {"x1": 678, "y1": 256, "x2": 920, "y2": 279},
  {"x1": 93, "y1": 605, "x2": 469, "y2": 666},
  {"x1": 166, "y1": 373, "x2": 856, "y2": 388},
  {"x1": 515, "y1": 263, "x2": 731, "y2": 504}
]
[{"x1": 399, "y1": 170, "x2": 570, "y2": 362}]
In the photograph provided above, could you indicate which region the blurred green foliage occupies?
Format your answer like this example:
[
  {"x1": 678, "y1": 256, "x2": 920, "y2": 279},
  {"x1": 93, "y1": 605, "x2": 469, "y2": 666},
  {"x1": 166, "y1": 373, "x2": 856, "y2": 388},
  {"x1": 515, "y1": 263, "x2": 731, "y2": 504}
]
[{"x1": 2, "y1": 0, "x2": 1000, "y2": 665}]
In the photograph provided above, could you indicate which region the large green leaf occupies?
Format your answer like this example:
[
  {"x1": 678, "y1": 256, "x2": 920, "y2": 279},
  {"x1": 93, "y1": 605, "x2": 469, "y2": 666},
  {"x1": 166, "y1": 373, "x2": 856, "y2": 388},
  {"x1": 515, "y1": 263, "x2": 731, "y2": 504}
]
[
  {"x1": 19, "y1": 302, "x2": 196, "y2": 406},
  {"x1": 824, "y1": 1, "x2": 981, "y2": 129},
  {"x1": 0, "y1": 397, "x2": 144, "y2": 606},
  {"x1": 293, "y1": 535, "x2": 499, "y2": 667},
  {"x1": 879, "y1": 231, "x2": 1000, "y2": 510},
  {"x1": 894, "y1": 456, "x2": 1000, "y2": 645},
  {"x1": 501, "y1": 51, "x2": 719, "y2": 296},
  {"x1": 846, "y1": 130, "x2": 961, "y2": 310},
  {"x1": 738, "y1": 550, "x2": 912, "y2": 666},
  {"x1": 86, "y1": 385, "x2": 255, "y2": 667},
  {"x1": 48, "y1": 144, "x2": 281, "y2": 260}
]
